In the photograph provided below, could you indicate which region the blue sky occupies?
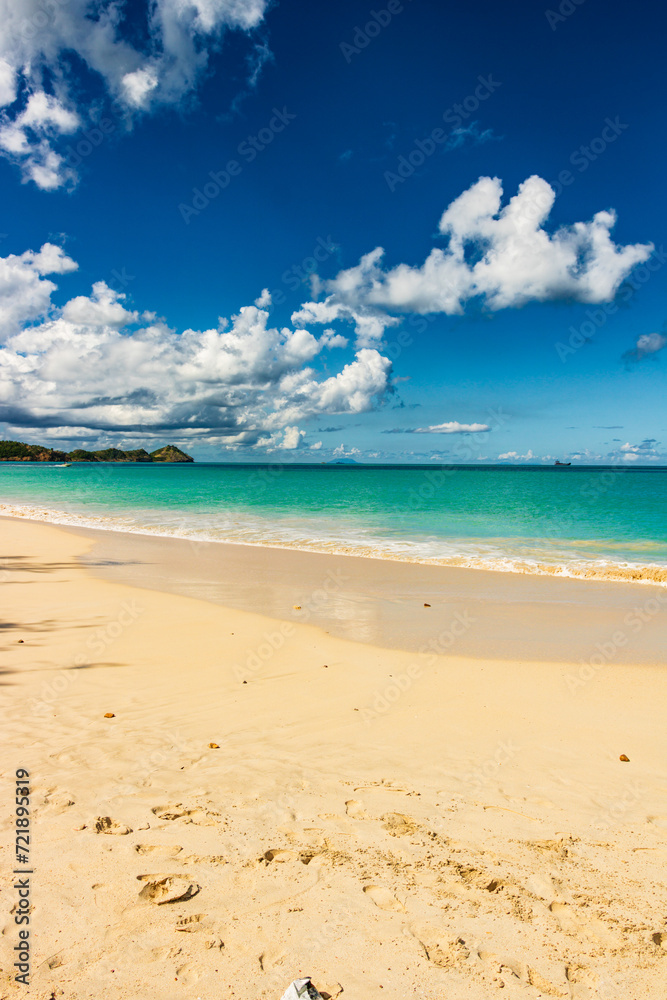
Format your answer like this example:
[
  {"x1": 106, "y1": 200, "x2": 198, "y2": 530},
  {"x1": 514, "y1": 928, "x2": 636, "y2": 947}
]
[{"x1": 0, "y1": 0, "x2": 664, "y2": 462}]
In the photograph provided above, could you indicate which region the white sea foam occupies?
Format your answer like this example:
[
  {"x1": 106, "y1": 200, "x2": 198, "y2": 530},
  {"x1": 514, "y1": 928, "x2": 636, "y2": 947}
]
[{"x1": 2, "y1": 500, "x2": 667, "y2": 587}]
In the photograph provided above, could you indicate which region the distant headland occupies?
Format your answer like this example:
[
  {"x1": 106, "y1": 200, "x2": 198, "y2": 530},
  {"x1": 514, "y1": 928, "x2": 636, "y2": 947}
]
[{"x1": 0, "y1": 440, "x2": 194, "y2": 463}]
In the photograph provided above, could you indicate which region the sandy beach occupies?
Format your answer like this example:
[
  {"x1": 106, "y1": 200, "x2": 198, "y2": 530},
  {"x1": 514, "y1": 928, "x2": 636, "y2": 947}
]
[{"x1": 2, "y1": 516, "x2": 667, "y2": 1000}]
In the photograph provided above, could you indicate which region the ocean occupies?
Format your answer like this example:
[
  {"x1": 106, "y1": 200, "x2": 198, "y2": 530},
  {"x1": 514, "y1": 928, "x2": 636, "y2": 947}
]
[{"x1": 1, "y1": 462, "x2": 666, "y2": 584}]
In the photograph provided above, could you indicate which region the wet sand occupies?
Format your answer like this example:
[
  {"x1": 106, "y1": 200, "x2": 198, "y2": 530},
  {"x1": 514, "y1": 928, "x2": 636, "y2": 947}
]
[{"x1": 70, "y1": 522, "x2": 667, "y2": 663}]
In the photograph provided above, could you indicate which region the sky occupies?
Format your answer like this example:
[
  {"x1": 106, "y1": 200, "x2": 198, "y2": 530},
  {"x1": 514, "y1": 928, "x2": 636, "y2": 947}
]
[{"x1": 0, "y1": 0, "x2": 665, "y2": 464}]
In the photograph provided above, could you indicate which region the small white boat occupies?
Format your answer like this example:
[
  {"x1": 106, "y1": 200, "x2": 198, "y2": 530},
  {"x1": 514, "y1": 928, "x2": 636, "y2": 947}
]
[{"x1": 53, "y1": 462, "x2": 72, "y2": 467}]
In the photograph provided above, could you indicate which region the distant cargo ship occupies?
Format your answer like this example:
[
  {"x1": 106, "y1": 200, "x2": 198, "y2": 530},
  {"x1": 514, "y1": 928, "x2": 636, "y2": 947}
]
[{"x1": 554, "y1": 460, "x2": 571, "y2": 466}]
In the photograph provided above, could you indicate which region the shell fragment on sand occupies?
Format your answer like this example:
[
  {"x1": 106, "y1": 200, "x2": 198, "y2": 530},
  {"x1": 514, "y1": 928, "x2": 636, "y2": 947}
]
[{"x1": 280, "y1": 979, "x2": 324, "y2": 1000}]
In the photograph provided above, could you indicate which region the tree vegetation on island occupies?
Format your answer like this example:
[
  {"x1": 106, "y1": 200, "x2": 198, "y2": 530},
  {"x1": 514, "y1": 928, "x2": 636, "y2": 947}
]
[{"x1": 0, "y1": 440, "x2": 194, "y2": 462}]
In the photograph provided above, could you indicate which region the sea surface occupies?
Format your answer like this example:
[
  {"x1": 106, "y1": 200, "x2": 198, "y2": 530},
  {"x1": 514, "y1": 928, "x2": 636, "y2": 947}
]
[{"x1": 1, "y1": 462, "x2": 666, "y2": 584}]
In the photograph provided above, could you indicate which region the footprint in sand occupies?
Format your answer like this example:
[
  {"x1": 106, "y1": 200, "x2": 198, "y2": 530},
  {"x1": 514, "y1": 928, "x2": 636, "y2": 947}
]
[
  {"x1": 477, "y1": 950, "x2": 568, "y2": 996},
  {"x1": 152, "y1": 804, "x2": 217, "y2": 826},
  {"x1": 363, "y1": 885, "x2": 406, "y2": 912},
  {"x1": 263, "y1": 848, "x2": 320, "y2": 865},
  {"x1": 149, "y1": 945, "x2": 182, "y2": 961},
  {"x1": 263, "y1": 848, "x2": 299, "y2": 863},
  {"x1": 566, "y1": 963, "x2": 607, "y2": 998},
  {"x1": 412, "y1": 924, "x2": 470, "y2": 969},
  {"x1": 345, "y1": 800, "x2": 368, "y2": 819},
  {"x1": 175, "y1": 962, "x2": 200, "y2": 984},
  {"x1": 178, "y1": 853, "x2": 227, "y2": 866},
  {"x1": 549, "y1": 901, "x2": 619, "y2": 946},
  {"x1": 135, "y1": 843, "x2": 182, "y2": 856},
  {"x1": 43, "y1": 790, "x2": 76, "y2": 813},
  {"x1": 381, "y1": 812, "x2": 419, "y2": 836},
  {"x1": 354, "y1": 782, "x2": 410, "y2": 794},
  {"x1": 137, "y1": 874, "x2": 201, "y2": 904},
  {"x1": 524, "y1": 872, "x2": 558, "y2": 901},
  {"x1": 258, "y1": 947, "x2": 287, "y2": 974},
  {"x1": 94, "y1": 816, "x2": 132, "y2": 835}
]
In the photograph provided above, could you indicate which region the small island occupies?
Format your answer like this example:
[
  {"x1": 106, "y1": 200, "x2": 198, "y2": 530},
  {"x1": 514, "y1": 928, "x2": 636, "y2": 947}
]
[{"x1": 0, "y1": 440, "x2": 194, "y2": 463}]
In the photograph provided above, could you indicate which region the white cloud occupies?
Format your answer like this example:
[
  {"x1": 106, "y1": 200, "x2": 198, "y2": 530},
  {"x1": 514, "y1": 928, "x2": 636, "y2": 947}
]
[
  {"x1": 20, "y1": 92, "x2": 80, "y2": 134},
  {"x1": 0, "y1": 87, "x2": 82, "y2": 189},
  {"x1": 292, "y1": 282, "x2": 401, "y2": 348},
  {"x1": 293, "y1": 176, "x2": 652, "y2": 345},
  {"x1": 279, "y1": 426, "x2": 306, "y2": 450},
  {"x1": 0, "y1": 243, "x2": 78, "y2": 337},
  {"x1": 333, "y1": 444, "x2": 361, "y2": 458},
  {"x1": 0, "y1": 57, "x2": 16, "y2": 107},
  {"x1": 254, "y1": 287, "x2": 272, "y2": 308},
  {"x1": 320, "y1": 327, "x2": 349, "y2": 349},
  {"x1": 61, "y1": 282, "x2": 139, "y2": 328},
  {"x1": 0, "y1": 0, "x2": 271, "y2": 189},
  {"x1": 622, "y1": 331, "x2": 667, "y2": 363},
  {"x1": 121, "y1": 68, "x2": 160, "y2": 109},
  {"x1": 415, "y1": 421, "x2": 490, "y2": 434},
  {"x1": 0, "y1": 243, "x2": 394, "y2": 449},
  {"x1": 253, "y1": 425, "x2": 309, "y2": 451},
  {"x1": 498, "y1": 449, "x2": 535, "y2": 461},
  {"x1": 614, "y1": 439, "x2": 663, "y2": 462}
]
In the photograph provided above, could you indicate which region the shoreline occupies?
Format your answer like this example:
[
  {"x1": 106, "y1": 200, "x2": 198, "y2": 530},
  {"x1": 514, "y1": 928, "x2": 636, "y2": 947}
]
[
  {"x1": 2, "y1": 517, "x2": 667, "y2": 999},
  {"x1": 4, "y1": 513, "x2": 665, "y2": 665},
  {"x1": 2, "y1": 499, "x2": 667, "y2": 589}
]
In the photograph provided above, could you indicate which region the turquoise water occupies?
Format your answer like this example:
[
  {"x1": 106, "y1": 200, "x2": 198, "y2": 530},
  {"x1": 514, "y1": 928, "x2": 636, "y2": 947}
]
[{"x1": 1, "y1": 462, "x2": 666, "y2": 583}]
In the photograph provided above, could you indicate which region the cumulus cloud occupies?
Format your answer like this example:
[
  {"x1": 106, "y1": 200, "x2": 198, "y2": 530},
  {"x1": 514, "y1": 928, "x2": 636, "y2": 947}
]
[
  {"x1": 61, "y1": 281, "x2": 140, "y2": 327},
  {"x1": 292, "y1": 288, "x2": 400, "y2": 349},
  {"x1": 332, "y1": 444, "x2": 361, "y2": 458},
  {"x1": 0, "y1": 242, "x2": 78, "y2": 336},
  {"x1": 254, "y1": 287, "x2": 272, "y2": 308},
  {"x1": 622, "y1": 332, "x2": 666, "y2": 364},
  {"x1": 611, "y1": 439, "x2": 664, "y2": 462},
  {"x1": 293, "y1": 176, "x2": 652, "y2": 345},
  {"x1": 0, "y1": 0, "x2": 271, "y2": 188},
  {"x1": 279, "y1": 426, "x2": 305, "y2": 449},
  {"x1": 498, "y1": 449, "x2": 536, "y2": 461},
  {"x1": 320, "y1": 327, "x2": 349, "y2": 349},
  {"x1": 254, "y1": 425, "x2": 307, "y2": 451},
  {"x1": 0, "y1": 243, "x2": 393, "y2": 449}
]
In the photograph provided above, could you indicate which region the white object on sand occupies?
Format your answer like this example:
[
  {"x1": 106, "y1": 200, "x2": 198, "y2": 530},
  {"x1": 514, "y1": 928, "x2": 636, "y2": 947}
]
[{"x1": 280, "y1": 979, "x2": 324, "y2": 1000}]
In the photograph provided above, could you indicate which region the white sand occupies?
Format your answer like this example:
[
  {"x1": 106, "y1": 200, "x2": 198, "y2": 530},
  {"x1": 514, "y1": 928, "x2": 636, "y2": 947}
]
[{"x1": 1, "y1": 518, "x2": 667, "y2": 1000}]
